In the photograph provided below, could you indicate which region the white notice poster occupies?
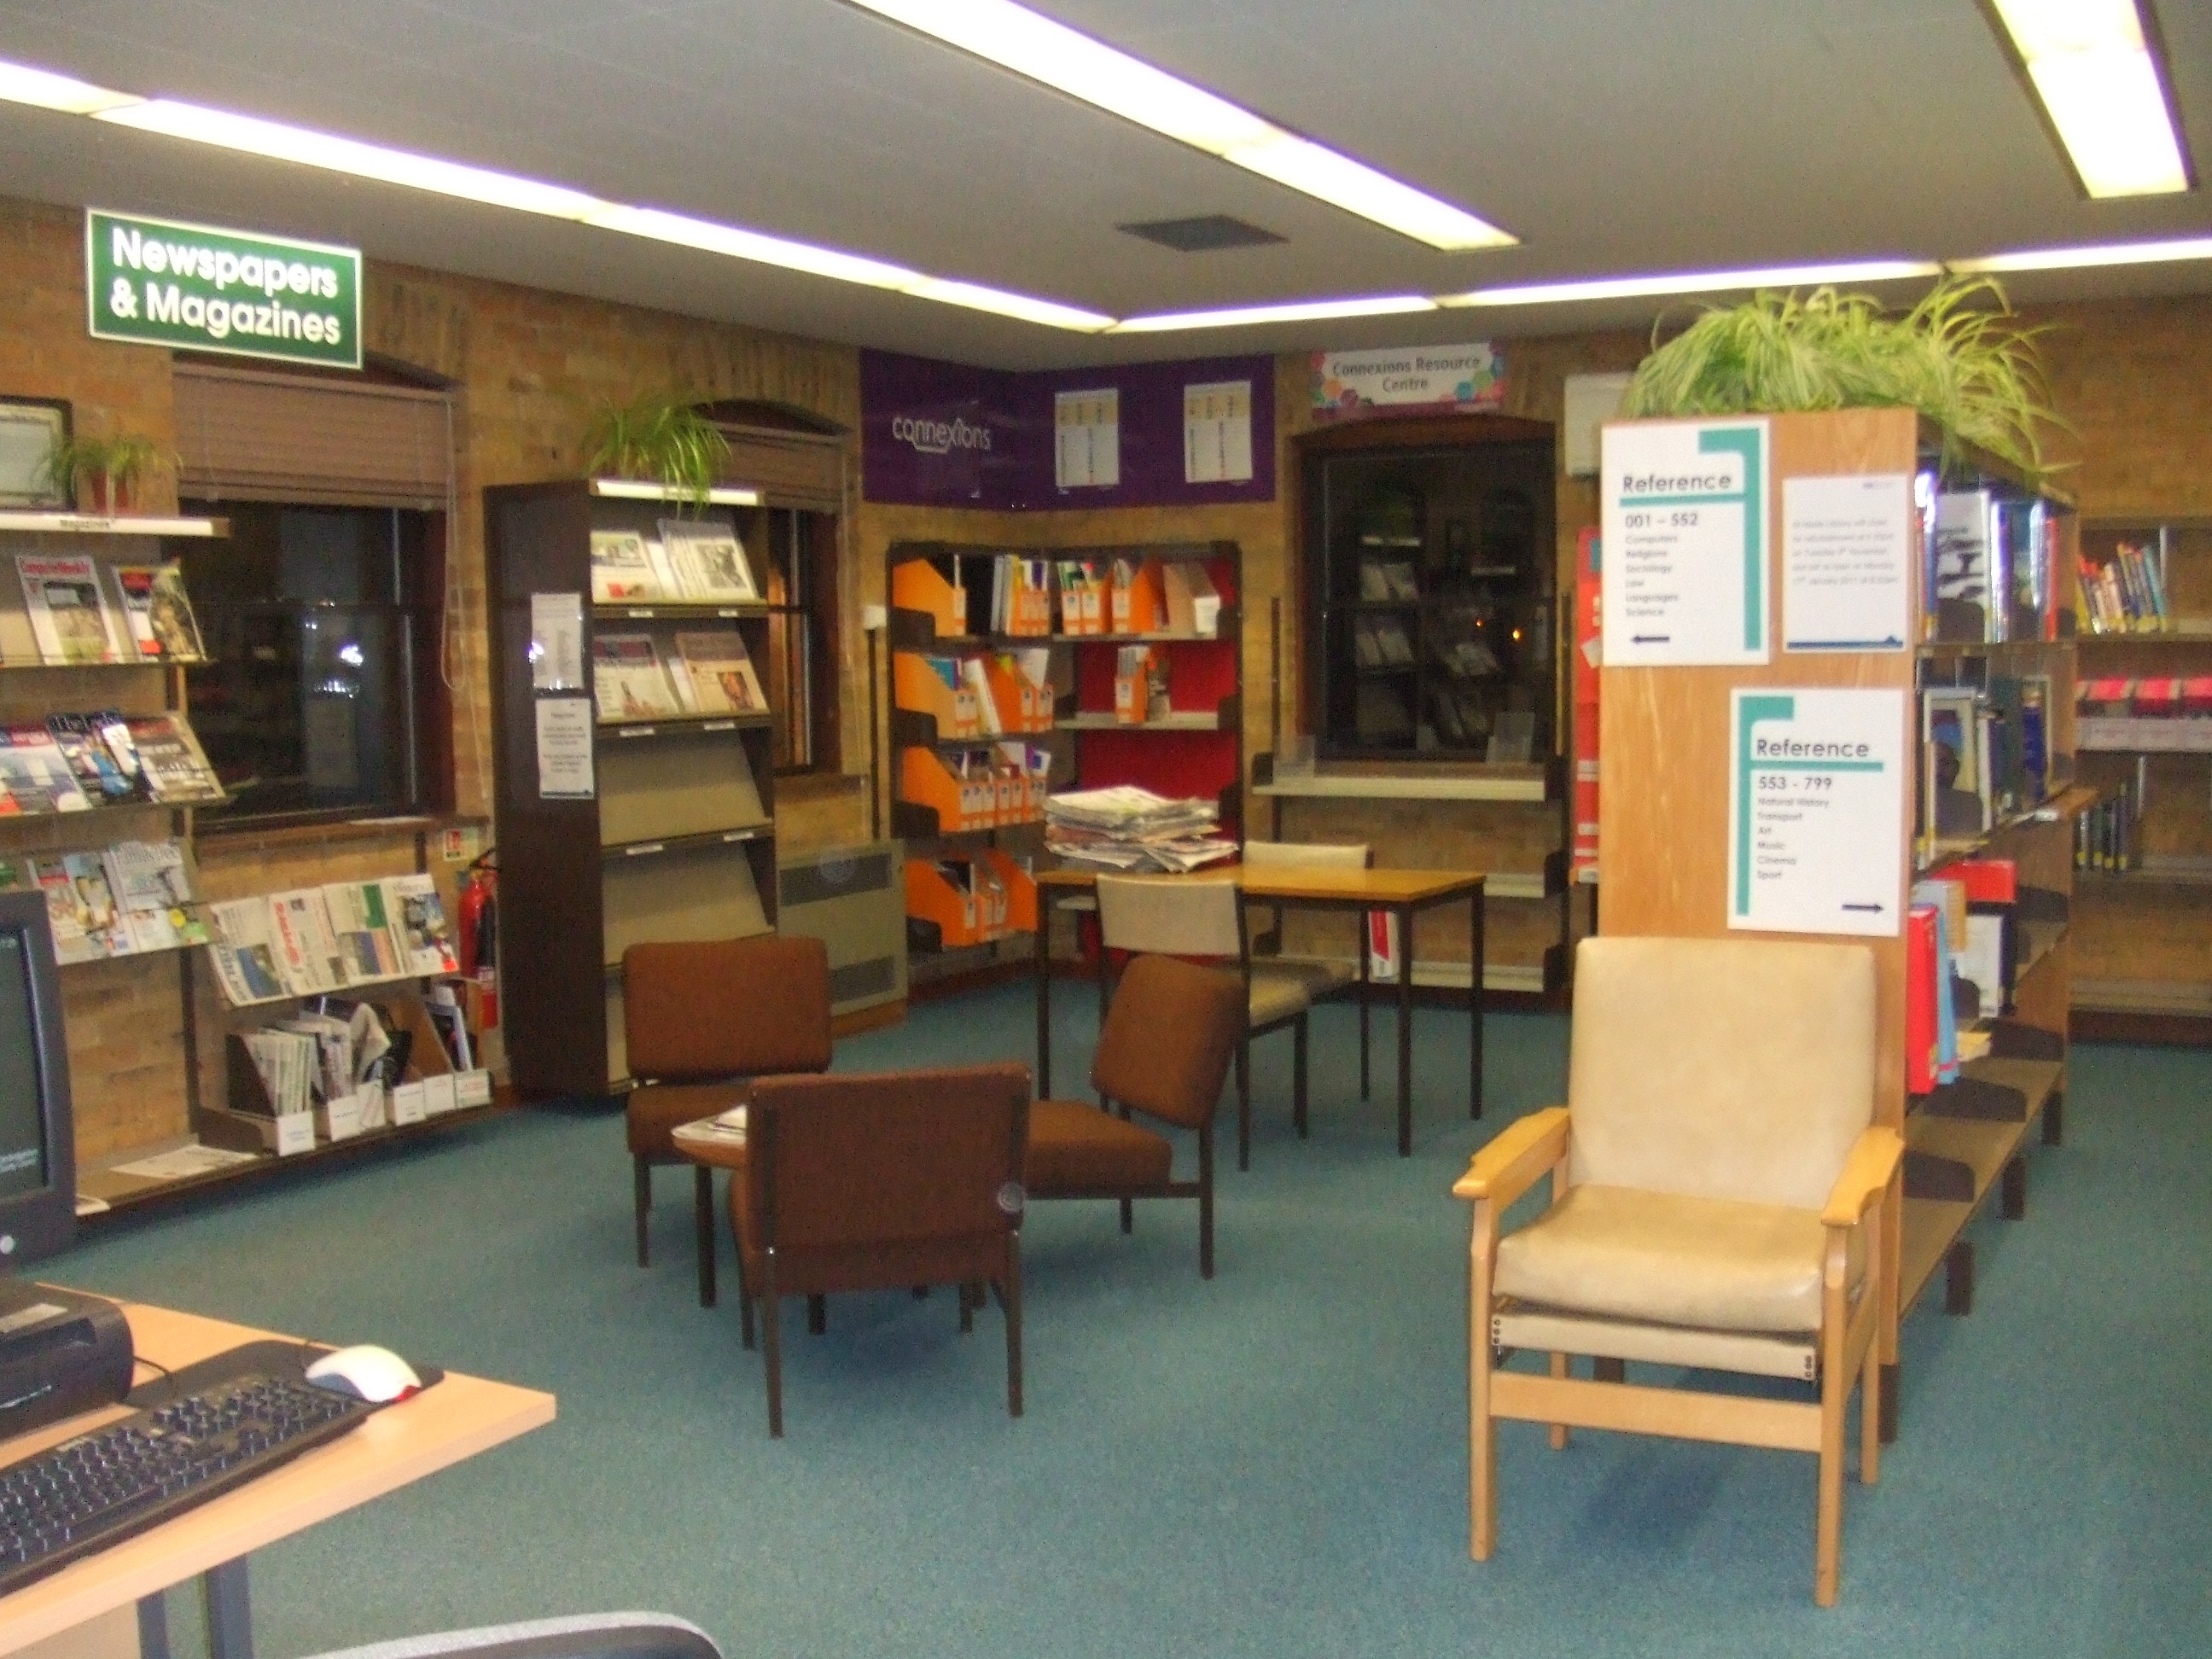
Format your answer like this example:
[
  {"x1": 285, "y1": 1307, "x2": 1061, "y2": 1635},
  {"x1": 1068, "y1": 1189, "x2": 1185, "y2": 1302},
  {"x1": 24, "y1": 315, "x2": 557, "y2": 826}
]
[
  {"x1": 1601, "y1": 418, "x2": 1771, "y2": 665},
  {"x1": 535, "y1": 696, "x2": 596, "y2": 800},
  {"x1": 1728, "y1": 688, "x2": 1905, "y2": 937},
  {"x1": 1055, "y1": 388, "x2": 1121, "y2": 489},
  {"x1": 1782, "y1": 474, "x2": 1912, "y2": 652},
  {"x1": 529, "y1": 591, "x2": 584, "y2": 690},
  {"x1": 1183, "y1": 380, "x2": 1254, "y2": 484}
]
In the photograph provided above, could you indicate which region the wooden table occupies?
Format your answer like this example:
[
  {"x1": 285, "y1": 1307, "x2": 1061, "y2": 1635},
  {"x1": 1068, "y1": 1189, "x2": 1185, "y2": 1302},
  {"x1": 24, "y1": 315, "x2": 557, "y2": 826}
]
[
  {"x1": 1033, "y1": 866, "x2": 1486, "y2": 1155},
  {"x1": 0, "y1": 1297, "x2": 556, "y2": 1659}
]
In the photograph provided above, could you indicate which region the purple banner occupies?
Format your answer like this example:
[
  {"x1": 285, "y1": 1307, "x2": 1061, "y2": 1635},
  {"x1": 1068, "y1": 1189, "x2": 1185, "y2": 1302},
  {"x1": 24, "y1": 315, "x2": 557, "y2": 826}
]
[{"x1": 861, "y1": 348, "x2": 1275, "y2": 510}]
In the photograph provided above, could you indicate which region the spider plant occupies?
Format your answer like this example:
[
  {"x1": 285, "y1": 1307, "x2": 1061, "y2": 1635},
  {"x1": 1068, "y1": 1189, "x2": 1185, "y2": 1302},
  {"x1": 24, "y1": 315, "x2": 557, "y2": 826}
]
[
  {"x1": 1621, "y1": 276, "x2": 2063, "y2": 482},
  {"x1": 46, "y1": 429, "x2": 172, "y2": 514},
  {"x1": 580, "y1": 392, "x2": 730, "y2": 508}
]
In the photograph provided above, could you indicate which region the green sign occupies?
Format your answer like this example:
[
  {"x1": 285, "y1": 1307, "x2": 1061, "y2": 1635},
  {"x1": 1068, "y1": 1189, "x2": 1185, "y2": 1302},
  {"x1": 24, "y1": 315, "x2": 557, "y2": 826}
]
[{"x1": 85, "y1": 209, "x2": 361, "y2": 369}]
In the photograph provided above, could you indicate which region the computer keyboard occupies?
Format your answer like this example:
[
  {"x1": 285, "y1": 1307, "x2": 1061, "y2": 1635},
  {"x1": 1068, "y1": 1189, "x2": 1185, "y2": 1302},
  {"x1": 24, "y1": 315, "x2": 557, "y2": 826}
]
[{"x1": 0, "y1": 1340, "x2": 379, "y2": 1598}]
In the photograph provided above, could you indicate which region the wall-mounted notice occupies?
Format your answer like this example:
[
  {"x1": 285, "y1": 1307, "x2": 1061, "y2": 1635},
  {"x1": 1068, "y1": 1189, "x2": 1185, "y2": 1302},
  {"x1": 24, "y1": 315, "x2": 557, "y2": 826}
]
[
  {"x1": 1312, "y1": 343, "x2": 1505, "y2": 417},
  {"x1": 1783, "y1": 473, "x2": 1911, "y2": 652},
  {"x1": 535, "y1": 696, "x2": 595, "y2": 800},
  {"x1": 1054, "y1": 388, "x2": 1120, "y2": 489},
  {"x1": 529, "y1": 591, "x2": 583, "y2": 691},
  {"x1": 1183, "y1": 380, "x2": 1253, "y2": 484},
  {"x1": 87, "y1": 209, "x2": 361, "y2": 370},
  {"x1": 1601, "y1": 418, "x2": 1771, "y2": 666},
  {"x1": 1728, "y1": 688, "x2": 1904, "y2": 937}
]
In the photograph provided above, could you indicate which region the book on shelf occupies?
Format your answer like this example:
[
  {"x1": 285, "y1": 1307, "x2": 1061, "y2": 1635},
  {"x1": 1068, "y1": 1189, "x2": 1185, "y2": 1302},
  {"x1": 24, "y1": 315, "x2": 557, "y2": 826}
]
[
  {"x1": 989, "y1": 556, "x2": 1053, "y2": 636},
  {"x1": 657, "y1": 518, "x2": 758, "y2": 603},
  {"x1": 125, "y1": 713, "x2": 223, "y2": 803},
  {"x1": 1353, "y1": 617, "x2": 1382, "y2": 667},
  {"x1": 671, "y1": 629, "x2": 765, "y2": 716},
  {"x1": 590, "y1": 530, "x2": 661, "y2": 603},
  {"x1": 1920, "y1": 688, "x2": 1988, "y2": 841},
  {"x1": 2080, "y1": 539, "x2": 2170, "y2": 633},
  {"x1": 110, "y1": 562, "x2": 206, "y2": 661},
  {"x1": 0, "y1": 727, "x2": 93, "y2": 814},
  {"x1": 16, "y1": 555, "x2": 122, "y2": 664},
  {"x1": 1054, "y1": 561, "x2": 1105, "y2": 635},
  {"x1": 1160, "y1": 561, "x2": 1220, "y2": 637},
  {"x1": 425, "y1": 981, "x2": 474, "y2": 1071},
  {"x1": 1372, "y1": 616, "x2": 1416, "y2": 665},
  {"x1": 1359, "y1": 562, "x2": 1391, "y2": 601},
  {"x1": 387, "y1": 873, "x2": 459, "y2": 975},
  {"x1": 592, "y1": 632, "x2": 683, "y2": 722},
  {"x1": 1932, "y1": 490, "x2": 1994, "y2": 642}
]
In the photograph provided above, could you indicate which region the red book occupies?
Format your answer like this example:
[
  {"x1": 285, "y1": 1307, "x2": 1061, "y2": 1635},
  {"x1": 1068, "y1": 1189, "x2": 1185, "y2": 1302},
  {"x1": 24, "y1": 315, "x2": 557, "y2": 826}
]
[
  {"x1": 1906, "y1": 905, "x2": 1939, "y2": 1095},
  {"x1": 1930, "y1": 857, "x2": 2017, "y2": 906},
  {"x1": 2135, "y1": 678, "x2": 2183, "y2": 715},
  {"x1": 2078, "y1": 677, "x2": 2137, "y2": 714}
]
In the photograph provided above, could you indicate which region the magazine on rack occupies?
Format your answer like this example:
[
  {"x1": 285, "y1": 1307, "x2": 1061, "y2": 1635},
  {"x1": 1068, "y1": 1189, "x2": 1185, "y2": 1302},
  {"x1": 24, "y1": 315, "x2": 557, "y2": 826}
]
[
  {"x1": 672, "y1": 630, "x2": 765, "y2": 715},
  {"x1": 124, "y1": 714, "x2": 224, "y2": 803},
  {"x1": 385, "y1": 873, "x2": 459, "y2": 975},
  {"x1": 590, "y1": 530, "x2": 661, "y2": 602},
  {"x1": 592, "y1": 632, "x2": 683, "y2": 721},
  {"x1": 16, "y1": 555, "x2": 121, "y2": 664},
  {"x1": 0, "y1": 728, "x2": 92, "y2": 813},
  {"x1": 270, "y1": 888, "x2": 348, "y2": 993},
  {"x1": 208, "y1": 898, "x2": 288, "y2": 1004},
  {"x1": 110, "y1": 563, "x2": 207, "y2": 661},
  {"x1": 658, "y1": 518, "x2": 757, "y2": 602},
  {"x1": 323, "y1": 880, "x2": 405, "y2": 981}
]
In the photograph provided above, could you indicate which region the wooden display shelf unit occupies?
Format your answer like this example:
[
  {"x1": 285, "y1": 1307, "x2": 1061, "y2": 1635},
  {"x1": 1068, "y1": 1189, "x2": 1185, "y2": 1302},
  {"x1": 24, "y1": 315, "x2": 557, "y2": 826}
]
[
  {"x1": 1595, "y1": 407, "x2": 2080, "y2": 1447},
  {"x1": 486, "y1": 479, "x2": 784, "y2": 1097}
]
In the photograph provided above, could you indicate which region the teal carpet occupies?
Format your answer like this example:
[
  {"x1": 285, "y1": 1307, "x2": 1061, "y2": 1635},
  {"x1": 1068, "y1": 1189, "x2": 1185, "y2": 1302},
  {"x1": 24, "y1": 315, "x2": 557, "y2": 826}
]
[{"x1": 57, "y1": 984, "x2": 2212, "y2": 1657}]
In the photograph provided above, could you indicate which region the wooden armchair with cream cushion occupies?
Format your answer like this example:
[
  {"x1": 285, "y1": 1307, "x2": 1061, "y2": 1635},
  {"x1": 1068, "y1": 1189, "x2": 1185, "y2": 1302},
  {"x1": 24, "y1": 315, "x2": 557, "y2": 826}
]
[
  {"x1": 1454, "y1": 935, "x2": 1903, "y2": 1606},
  {"x1": 1095, "y1": 873, "x2": 1307, "y2": 1171},
  {"x1": 1241, "y1": 839, "x2": 1374, "y2": 1116}
]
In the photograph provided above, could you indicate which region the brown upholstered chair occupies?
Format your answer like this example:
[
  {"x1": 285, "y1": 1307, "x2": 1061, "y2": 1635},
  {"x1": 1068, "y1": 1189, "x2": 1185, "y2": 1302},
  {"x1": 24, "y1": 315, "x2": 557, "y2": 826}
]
[
  {"x1": 622, "y1": 935, "x2": 831, "y2": 1305},
  {"x1": 1027, "y1": 952, "x2": 1244, "y2": 1277},
  {"x1": 1455, "y1": 936, "x2": 1903, "y2": 1605},
  {"x1": 1093, "y1": 873, "x2": 1308, "y2": 1171},
  {"x1": 730, "y1": 1063, "x2": 1030, "y2": 1437}
]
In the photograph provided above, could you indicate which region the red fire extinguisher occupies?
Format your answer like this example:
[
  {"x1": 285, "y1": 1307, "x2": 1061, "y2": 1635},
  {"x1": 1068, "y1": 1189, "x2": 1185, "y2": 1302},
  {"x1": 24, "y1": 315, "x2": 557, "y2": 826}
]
[{"x1": 457, "y1": 851, "x2": 498, "y2": 1028}]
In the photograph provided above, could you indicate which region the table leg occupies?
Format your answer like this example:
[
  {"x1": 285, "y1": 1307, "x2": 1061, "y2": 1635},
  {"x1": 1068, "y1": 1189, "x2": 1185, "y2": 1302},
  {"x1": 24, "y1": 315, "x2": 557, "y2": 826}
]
[
  {"x1": 1397, "y1": 904, "x2": 1414, "y2": 1157},
  {"x1": 202, "y1": 1557, "x2": 253, "y2": 1659},
  {"x1": 1034, "y1": 905, "x2": 1052, "y2": 1099},
  {"x1": 1470, "y1": 880, "x2": 1486, "y2": 1121},
  {"x1": 1357, "y1": 918, "x2": 1371, "y2": 1102},
  {"x1": 694, "y1": 1164, "x2": 717, "y2": 1308},
  {"x1": 138, "y1": 1594, "x2": 172, "y2": 1659}
]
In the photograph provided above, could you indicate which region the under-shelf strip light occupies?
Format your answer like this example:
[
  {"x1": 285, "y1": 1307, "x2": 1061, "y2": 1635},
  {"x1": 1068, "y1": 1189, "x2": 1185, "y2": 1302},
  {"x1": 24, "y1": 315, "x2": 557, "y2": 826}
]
[
  {"x1": 0, "y1": 56, "x2": 1113, "y2": 330},
  {"x1": 1984, "y1": 0, "x2": 2193, "y2": 198},
  {"x1": 841, "y1": 0, "x2": 1516, "y2": 251}
]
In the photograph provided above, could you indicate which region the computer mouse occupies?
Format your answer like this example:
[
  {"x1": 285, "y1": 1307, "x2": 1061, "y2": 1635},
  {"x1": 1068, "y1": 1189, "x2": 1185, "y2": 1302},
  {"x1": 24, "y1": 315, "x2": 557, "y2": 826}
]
[{"x1": 304, "y1": 1343, "x2": 423, "y2": 1403}]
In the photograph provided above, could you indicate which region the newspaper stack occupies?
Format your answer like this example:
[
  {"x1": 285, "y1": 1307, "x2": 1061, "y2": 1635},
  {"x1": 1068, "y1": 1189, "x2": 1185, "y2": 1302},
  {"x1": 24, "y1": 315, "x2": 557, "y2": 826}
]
[{"x1": 1045, "y1": 784, "x2": 1238, "y2": 873}]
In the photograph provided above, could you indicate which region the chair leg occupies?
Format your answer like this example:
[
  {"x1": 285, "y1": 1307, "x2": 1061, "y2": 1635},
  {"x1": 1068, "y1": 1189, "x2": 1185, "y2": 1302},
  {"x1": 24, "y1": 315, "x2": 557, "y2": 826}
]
[
  {"x1": 1815, "y1": 1253, "x2": 1849, "y2": 1607},
  {"x1": 959, "y1": 1281, "x2": 975, "y2": 1335},
  {"x1": 761, "y1": 1280, "x2": 785, "y2": 1438},
  {"x1": 1235, "y1": 1036, "x2": 1252, "y2": 1172},
  {"x1": 806, "y1": 1294, "x2": 827, "y2": 1336},
  {"x1": 1470, "y1": 1208, "x2": 1499, "y2": 1562},
  {"x1": 1293, "y1": 1014, "x2": 1310, "y2": 1138},
  {"x1": 1003, "y1": 1245, "x2": 1024, "y2": 1420},
  {"x1": 632, "y1": 1156, "x2": 652, "y2": 1268},
  {"x1": 1358, "y1": 939, "x2": 1371, "y2": 1101},
  {"x1": 2000, "y1": 1155, "x2": 2026, "y2": 1220},
  {"x1": 1118, "y1": 1196, "x2": 1133, "y2": 1233},
  {"x1": 1198, "y1": 1126, "x2": 1215, "y2": 1280},
  {"x1": 1548, "y1": 1353, "x2": 1571, "y2": 1450},
  {"x1": 1859, "y1": 1326, "x2": 1882, "y2": 1487},
  {"x1": 693, "y1": 1165, "x2": 717, "y2": 1309},
  {"x1": 1592, "y1": 1357, "x2": 1625, "y2": 1383},
  {"x1": 740, "y1": 1284, "x2": 756, "y2": 1350}
]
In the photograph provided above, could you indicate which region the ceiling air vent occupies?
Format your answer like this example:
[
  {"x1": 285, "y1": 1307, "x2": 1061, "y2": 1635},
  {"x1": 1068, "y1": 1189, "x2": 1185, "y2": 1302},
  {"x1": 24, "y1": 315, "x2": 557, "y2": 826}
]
[{"x1": 1116, "y1": 215, "x2": 1285, "y2": 253}]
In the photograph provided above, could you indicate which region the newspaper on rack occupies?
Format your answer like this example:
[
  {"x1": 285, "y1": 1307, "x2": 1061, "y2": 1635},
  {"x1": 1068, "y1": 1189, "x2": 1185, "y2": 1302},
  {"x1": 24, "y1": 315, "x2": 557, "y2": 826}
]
[{"x1": 1044, "y1": 784, "x2": 1239, "y2": 873}]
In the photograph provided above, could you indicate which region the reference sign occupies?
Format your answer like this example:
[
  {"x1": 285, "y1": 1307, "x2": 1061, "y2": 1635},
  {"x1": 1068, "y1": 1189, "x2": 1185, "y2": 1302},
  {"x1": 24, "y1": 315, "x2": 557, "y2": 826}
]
[
  {"x1": 85, "y1": 209, "x2": 361, "y2": 369},
  {"x1": 1728, "y1": 687, "x2": 1905, "y2": 937},
  {"x1": 1601, "y1": 417, "x2": 1771, "y2": 666}
]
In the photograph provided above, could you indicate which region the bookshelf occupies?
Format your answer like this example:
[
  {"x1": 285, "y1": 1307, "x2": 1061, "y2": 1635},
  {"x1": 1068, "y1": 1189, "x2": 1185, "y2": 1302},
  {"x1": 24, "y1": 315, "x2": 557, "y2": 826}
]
[
  {"x1": 486, "y1": 480, "x2": 779, "y2": 1095},
  {"x1": 1596, "y1": 407, "x2": 2081, "y2": 1442},
  {"x1": 887, "y1": 540, "x2": 1243, "y2": 983},
  {"x1": 2068, "y1": 517, "x2": 2212, "y2": 1041}
]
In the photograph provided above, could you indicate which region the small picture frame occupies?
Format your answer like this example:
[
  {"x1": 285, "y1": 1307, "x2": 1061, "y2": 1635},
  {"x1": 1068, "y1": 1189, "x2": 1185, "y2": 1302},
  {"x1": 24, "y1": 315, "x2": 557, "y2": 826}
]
[{"x1": 0, "y1": 398, "x2": 71, "y2": 510}]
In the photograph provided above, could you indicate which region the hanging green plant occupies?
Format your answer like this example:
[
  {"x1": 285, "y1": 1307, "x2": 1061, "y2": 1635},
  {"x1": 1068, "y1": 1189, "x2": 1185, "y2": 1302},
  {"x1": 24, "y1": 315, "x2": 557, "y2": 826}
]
[
  {"x1": 46, "y1": 429, "x2": 172, "y2": 515},
  {"x1": 580, "y1": 392, "x2": 730, "y2": 509},
  {"x1": 1621, "y1": 276, "x2": 2064, "y2": 483}
]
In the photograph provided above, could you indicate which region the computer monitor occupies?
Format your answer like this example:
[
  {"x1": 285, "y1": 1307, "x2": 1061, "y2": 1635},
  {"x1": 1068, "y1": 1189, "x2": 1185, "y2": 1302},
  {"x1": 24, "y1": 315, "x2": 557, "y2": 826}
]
[{"x1": 0, "y1": 890, "x2": 74, "y2": 1267}]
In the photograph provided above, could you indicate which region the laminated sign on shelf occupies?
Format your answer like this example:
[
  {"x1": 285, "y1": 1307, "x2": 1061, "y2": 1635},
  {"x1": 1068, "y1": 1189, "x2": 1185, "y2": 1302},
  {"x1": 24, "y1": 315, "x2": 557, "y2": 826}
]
[
  {"x1": 1601, "y1": 417, "x2": 1771, "y2": 666},
  {"x1": 1727, "y1": 687, "x2": 1905, "y2": 938}
]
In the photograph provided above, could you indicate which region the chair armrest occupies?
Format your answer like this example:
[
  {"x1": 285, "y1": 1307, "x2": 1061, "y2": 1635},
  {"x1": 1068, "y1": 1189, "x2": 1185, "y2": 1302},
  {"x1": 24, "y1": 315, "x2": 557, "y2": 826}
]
[
  {"x1": 1819, "y1": 1126, "x2": 1905, "y2": 1229},
  {"x1": 300, "y1": 1613, "x2": 721, "y2": 1659},
  {"x1": 1452, "y1": 1107, "x2": 1570, "y2": 1206}
]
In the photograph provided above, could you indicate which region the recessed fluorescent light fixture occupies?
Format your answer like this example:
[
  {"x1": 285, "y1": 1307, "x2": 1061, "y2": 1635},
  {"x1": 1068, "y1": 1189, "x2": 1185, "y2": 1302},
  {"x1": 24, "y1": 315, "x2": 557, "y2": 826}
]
[
  {"x1": 841, "y1": 0, "x2": 1516, "y2": 251},
  {"x1": 1441, "y1": 259, "x2": 1946, "y2": 307},
  {"x1": 1111, "y1": 294, "x2": 1437, "y2": 334},
  {"x1": 0, "y1": 56, "x2": 1109, "y2": 330},
  {"x1": 1950, "y1": 236, "x2": 2212, "y2": 273},
  {"x1": 1983, "y1": 0, "x2": 2193, "y2": 197}
]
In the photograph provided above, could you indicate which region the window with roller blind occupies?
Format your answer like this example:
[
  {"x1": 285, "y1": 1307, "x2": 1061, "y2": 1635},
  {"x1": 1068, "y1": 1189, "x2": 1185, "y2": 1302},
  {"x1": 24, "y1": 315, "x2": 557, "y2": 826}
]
[{"x1": 164, "y1": 359, "x2": 455, "y2": 824}]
